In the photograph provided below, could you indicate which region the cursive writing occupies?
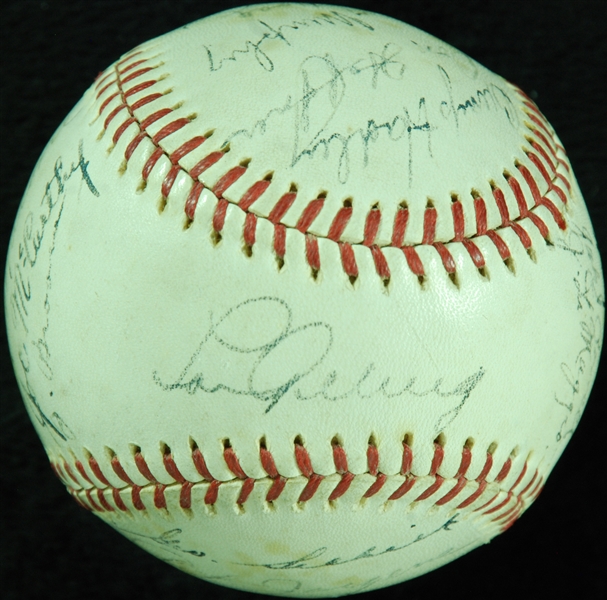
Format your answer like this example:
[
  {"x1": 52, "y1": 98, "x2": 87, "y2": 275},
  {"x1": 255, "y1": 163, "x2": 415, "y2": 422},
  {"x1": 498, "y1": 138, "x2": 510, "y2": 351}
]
[
  {"x1": 246, "y1": 515, "x2": 459, "y2": 570},
  {"x1": 117, "y1": 526, "x2": 206, "y2": 559},
  {"x1": 5, "y1": 142, "x2": 98, "y2": 441},
  {"x1": 154, "y1": 296, "x2": 333, "y2": 413},
  {"x1": 203, "y1": 10, "x2": 375, "y2": 72},
  {"x1": 6, "y1": 141, "x2": 98, "y2": 336},
  {"x1": 553, "y1": 223, "x2": 604, "y2": 441},
  {"x1": 153, "y1": 296, "x2": 484, "y2": 421},
  {"x1": 225, "y1": 46, "x2": 518, "y2": 186},
  {"x1": 437, "y1": 65, "x2": 517, "y2": 128},
  {"x1": 292, "y1": 49, "x2": 433, "y2": 185}
]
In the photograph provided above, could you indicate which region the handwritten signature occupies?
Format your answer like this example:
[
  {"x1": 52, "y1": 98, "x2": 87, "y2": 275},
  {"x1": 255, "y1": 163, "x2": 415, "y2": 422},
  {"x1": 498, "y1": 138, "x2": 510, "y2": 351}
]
[
  {"x1": 153, "y1": 296, "x2": 484, "y2": 422},
  {"x1": 203, "y1": 10, "x2": 375, "y2": 73},
  {"x1": 117, "y1": 526, "x2": 206, "y2": 559},
  {"x1": 5, "y1": 142, "x2": 98, "y2": 442},
  {"x1": 553, "y1": 223, "x2": 605, "y2": 441},
  {"x1": 246, "y1": 515, "x2": 459, "y2": 570},
  {"x1": 292, "y1": 47, "x2": 433, "y2": 185},
  {"x1": 6, "y1": 142, "x2": 98, "y2": 335},
  {"x1": 223, "y1": 45, "x2": 516, "y2": 186}
]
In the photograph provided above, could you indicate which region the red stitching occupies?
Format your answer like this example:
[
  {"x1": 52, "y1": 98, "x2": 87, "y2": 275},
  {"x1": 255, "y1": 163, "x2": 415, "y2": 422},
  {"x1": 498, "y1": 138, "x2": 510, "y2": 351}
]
[
  {"x1": 161, "y1": 164, "x2": 180, "y2": 198},
  {"x1": 185, "y1": 182, "x2": 204, "y2": 221},
  {"x1": 112, "y1": 116, "x2": 136, "y2": 145},
  {"x1": 429, "y1": 443, "x2": 444, "y2": 475},
  {"x1": 434, "y1": 243, "x2": 457, "y2": 274},
  {"x1": 190, "y1": 151, "x2": 225, "y2": 179},
  {"x1": 131, "y1": 92, "x2": 164, "y2": 112},
  {"x1": 305, "y1": 235, "x2": 321, "y2": 274},
  {"x1": 214, "y1": 166, "x2": 246, "y2": 198},
  {"x1": 328, "y1": 206, "x2": 353, "y2": 241},
  {"x1": 95, "y1": 54, "x2": 572, "y2": 283},
  {"x1": 296, "y1": 198, "x2": 325, "y2": 233},
  {"x1": 422, "y1": 204, "x2": 437, "y2": 245},
  {"x1": 112, "y1": 488, "x2": 128, "y2": 511},
  {"x1": 510, "y1": 222, "x2": 533, "y2": 250},
  {"x1": 75, "y1": 460, "x2": 93, "y2": 485},
  {"x1": 370, "y1": 246, "x2": 390, "y2": 281},
  {"x1": 339, "y1": 243, "x2": 358, "y2": 281},
  {"x1": 462, "y1": 239, "x2": 485, "y2": 269},
  {"x1": 139, "y1": 108, "x2": 172, "y2": 130},
  {"x1": 530, "y1": 131, "x2": 558, "y2": 169},
  {"x1": 142, "y1": 147, "x2": 164, "y2": 181},
  {"x1": 273, "y1": 224, "x2": 287, "y2": 262},
  {"x1": 163, "y1": 451, "x2": 186, "y2": 483},
  {"x1": 269, "y1": 191, "x2": 296, "y2": 224},
  {"x1": 134, "y1": 451, "x2": 156, "y2": 481},
  {"x1": 330, "y1": 440, "x2": 357, "y2": 500},
  {"x1": 212, "y1": 198, "x2": 229, "y2": 233},
  {"x1": 526, "y1": 151, "x2": 552, "y2": 188},
  {"x1": 110, "y1": 454, "x2": 134, "y2": 485},
  {"x1": 153, "y1": 117, "x2": 190, "y2": 143},
  {"x1": 363, "y1": 207, "x2": 381, "y2": 246},
  {"x1": 391, "y1": 204, "x2": 408, "y2": 247},
  {"x1": 55, "y1": 437, "x2": 537, "y2": 531},
  {"x1": 492, "y1": 185, "x2": 511, "y2": 227},
  {"x1": 476, "y1": 452, "x2": 494, "y2": 482},
  {"x1": 63, "y1": 461, "x2": 79, "y2": 485},
  {"x1": 451, "y1": 199, "x2": 465, "y2": 241},
  {"x1": 243, "y1": 213, "x2": 257, "y2": 249},
  {"x1": 519, "y1": 164, "x2": 566, "y2": 230},
  {"x1": 487, "y1": 230, "x2": 511, "y2": 261},
  {"x1": 103, "y1": 103, "x2": 127, "y2": 130},
  {"x1": 239, "y1": 179, "x2": 271, "y2": 211},
  {"x1": 88, "y1": 456, "x2": 110, "y2": 486},
  {"x1": 507, "y1": 173, "x2": 530, "y2": 218},
  {"x1": 124, "y1": 80, "x2": 157, "y2": 99},
  {"x1": 118, "y1": 58, "x2": 147, "y2": 76},
  {"x1": 124, "y1": 132, "x2": 146, "y2": 161},
  {"x1": 402, "y1": 246, "x2": 425, "y2": 277},
  {"x1": 121, "y1": 66, "x2": 155, "y2": 85},
  {"x1": 85, "y1": 489, "x2": 103, "y2": 512},
  {"x1": 98, "y1": 91, "x2": 120, "y2": 116},
  {"x1": 474, "y1": 196, "x2": 488, "y2": 235}
]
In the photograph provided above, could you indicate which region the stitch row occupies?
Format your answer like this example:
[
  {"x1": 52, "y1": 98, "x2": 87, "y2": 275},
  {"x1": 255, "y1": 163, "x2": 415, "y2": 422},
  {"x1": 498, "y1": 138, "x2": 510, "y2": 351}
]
[
  {"x1": 51, "y1": 437, "x2": 543, "y2": 531},
  {"x1": 94, "y1": 53, "x2": 572, "y2": 283}
]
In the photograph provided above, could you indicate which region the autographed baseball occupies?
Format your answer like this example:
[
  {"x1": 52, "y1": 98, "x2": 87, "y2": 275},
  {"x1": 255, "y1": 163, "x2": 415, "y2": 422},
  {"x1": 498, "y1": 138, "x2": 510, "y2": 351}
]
[{"x1": 5, "y1": 3, "x2": 604, "y2": 597}]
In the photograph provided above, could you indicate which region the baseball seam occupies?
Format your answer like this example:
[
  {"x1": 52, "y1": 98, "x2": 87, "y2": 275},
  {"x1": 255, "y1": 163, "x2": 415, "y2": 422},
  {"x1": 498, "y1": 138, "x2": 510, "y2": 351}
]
[
  {"x1": 52, "y1": 436, "x2": 543, "y2": 532},
  {"x1": 93, "y1": 51, "x2": 572, "y2": 285}
]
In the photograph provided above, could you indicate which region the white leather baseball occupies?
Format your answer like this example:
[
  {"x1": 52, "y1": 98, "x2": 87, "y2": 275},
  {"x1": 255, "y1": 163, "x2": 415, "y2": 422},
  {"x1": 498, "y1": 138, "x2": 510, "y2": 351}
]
[{"x1": 4, "y1": 3, "x2": 604, "y2": 597}]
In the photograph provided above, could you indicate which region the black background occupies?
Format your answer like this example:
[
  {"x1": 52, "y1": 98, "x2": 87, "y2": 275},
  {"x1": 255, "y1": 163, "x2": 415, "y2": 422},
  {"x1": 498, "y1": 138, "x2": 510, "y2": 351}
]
[{"x1": 1, "y1": 1, "x2": 605, "y2": 599}]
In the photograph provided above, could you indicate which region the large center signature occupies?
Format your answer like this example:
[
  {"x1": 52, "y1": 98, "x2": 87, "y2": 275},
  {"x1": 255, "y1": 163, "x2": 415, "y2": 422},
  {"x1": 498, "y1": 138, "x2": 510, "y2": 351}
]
[{"x1": 153, "y1": 296, "x2": 484, "y2": 422}]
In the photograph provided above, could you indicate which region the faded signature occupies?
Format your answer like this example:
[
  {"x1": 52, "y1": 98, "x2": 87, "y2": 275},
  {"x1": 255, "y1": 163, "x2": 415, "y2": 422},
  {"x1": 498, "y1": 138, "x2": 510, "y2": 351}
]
[
  {"x1": 115, "y1": 516, "x2": 464, "y2": 596},
  {"x1": 117, "y1": 527, "x2": 206, "y2": 559},
  {"x1": 203, "y1": 9, "x2": 376, "y2": 73},
  {"x1": 6, "y1": 142, "x2": 98, "y2": 336},
  {"x1": 153, "y1": 296, "x2": 484, "y2": 423},
  {"x1": 246, "y1": 515, "x2": 459, "y2": 570},
  {"x1": 553, "y1": 223, "x2": 605, "y2": 441},
  {"x1": 5, "y1": 142, "x2": 98, "y2": 442},
  {"x1": 223, "y1": 46, "x2": 516, "y2": 186},
  {"x1": 291, "y1": 48, "x2": 432, "y2": 185}
]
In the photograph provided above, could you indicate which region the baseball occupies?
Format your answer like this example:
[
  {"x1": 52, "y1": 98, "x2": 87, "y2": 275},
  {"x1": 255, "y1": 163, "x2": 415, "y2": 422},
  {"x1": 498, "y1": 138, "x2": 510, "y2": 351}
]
[{"x1": 4, "y1": 3, "x2": 604, "y2": 597}]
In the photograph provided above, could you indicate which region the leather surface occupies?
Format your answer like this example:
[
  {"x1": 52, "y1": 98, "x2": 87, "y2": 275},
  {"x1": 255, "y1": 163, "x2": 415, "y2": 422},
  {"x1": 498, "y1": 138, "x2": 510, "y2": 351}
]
[{"x1": 3, "y1": 3, "x2": 605, "y2": 598}]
